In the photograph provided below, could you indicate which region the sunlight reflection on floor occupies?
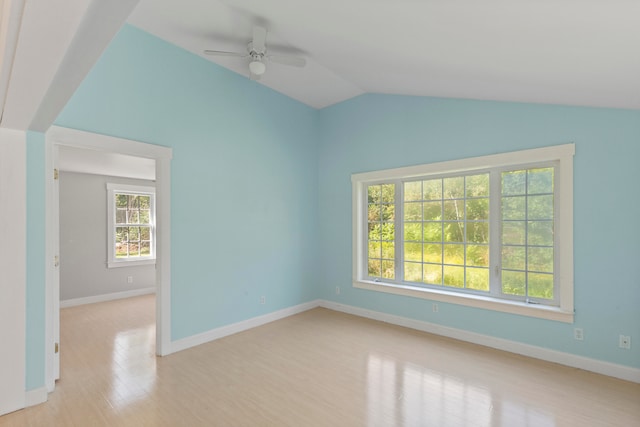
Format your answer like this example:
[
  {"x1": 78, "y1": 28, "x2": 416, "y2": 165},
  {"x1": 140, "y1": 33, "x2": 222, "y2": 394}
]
[
  {"x1": 110, "y1": 326, "x2": 156, "y2": 408},
  {"x1": 366, "y1": 352, "x2": 555, "y2": 426}
]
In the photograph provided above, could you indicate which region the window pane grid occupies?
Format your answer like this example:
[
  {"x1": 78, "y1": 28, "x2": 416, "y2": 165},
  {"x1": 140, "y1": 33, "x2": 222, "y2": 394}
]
[
  {"x1": 114, "y1": 192, "x2": 153, "y2": 260},
  {"x1": 367, "y1": 184, "x2": 395, "y2": 280},
  {"x1": 501, "y1": 167, "x2": 554, "y2": 301},
  {"x1": 402, "y1": 174, "x2": 490, "y2": 291},
  {"x1": 355, "y1": 145, "x2": 572, "y2": 313}
]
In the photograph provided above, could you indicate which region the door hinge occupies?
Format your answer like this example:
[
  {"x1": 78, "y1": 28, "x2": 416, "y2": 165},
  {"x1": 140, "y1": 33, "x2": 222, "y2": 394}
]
[
  {"x1": 53, "y1": 168, "x2": 59, "y2": 180},
  {"x1": 54, "y1": 255, "x2": 59, "y2": 267},
  {"x1": 55, "y1": 342, "x2": 59, "y2": 353}
]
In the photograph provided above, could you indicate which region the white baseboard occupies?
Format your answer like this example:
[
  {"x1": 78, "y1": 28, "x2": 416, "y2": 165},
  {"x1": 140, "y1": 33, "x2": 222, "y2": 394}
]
[
  {"x1": 319, "y1": 300, "x2": 640, "y2": 384},
  {"x1": 170, "y1": 299, "x2": 322, "y2": 354},
  {"x1": 163, "y1": 297, "x2": 638, "y2": 383},
  {"x1": 60, "y1": 287, "x2": 156, "y2": 308},
  {"x1": 25, "y1": 386, "x2": 47, "y2": 407}
]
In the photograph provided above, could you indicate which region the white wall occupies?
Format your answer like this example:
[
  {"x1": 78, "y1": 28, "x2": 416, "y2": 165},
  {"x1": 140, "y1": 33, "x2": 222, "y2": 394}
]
[
  {"x1": 59, "y1": 171, "x2": 155, "y2": 301},
  {"x1": 0, "y1": 128, "x2": 26, "y2": 415}
]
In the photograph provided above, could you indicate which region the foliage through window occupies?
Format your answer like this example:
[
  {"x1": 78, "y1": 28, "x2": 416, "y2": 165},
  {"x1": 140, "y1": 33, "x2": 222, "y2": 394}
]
[
  {"x1": 107, "y1": 184, "x2": 155, "y2": 268},
  {"x1": 400, "y1": 173, "x2": 491, "y2": 291},
  {"x1": 353, "y1": 145, "x2": 574, "y2": 320},
  {"x1": 115, "y1": 193, "x2": 152, "y2": 258}
]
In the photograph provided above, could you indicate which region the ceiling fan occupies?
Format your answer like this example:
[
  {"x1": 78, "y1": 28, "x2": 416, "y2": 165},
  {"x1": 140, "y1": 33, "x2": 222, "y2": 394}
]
[{"x1": 204, "y1": 26, "x2": 306, "y2": 80}]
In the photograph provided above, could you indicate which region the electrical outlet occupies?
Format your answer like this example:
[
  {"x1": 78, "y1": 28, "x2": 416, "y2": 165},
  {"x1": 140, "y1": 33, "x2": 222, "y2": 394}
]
[
  {"x1": 127, "y1": 276, "x2": 133, "y2": 284},
  {"x1": 260, "y1": 296, "x2": 266, "y2": 305},
  {"x1": 574, "y1": 328, "x2": 584, "y2": 341},
  {"x1": 619, "y1": 335, "x2": 631, "y2": 350},
  {"x1": 432, "y1": 303, "x2": 439, "y2": 313},
  {"x1": 335, "y1": 286, "x2": 340, "y2": 295}
]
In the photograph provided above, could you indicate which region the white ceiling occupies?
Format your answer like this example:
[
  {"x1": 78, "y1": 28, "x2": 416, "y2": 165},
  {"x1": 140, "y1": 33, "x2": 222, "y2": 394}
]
[
  {"x1": 128, "y1": 0, "x2": 640, "y2": 110},
  {"x1": 0, "y1": 1, "x2": 635, "y2": 193}
]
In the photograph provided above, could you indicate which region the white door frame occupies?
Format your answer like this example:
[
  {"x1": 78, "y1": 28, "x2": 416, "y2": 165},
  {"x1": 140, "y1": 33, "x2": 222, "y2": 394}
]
[{"x1": 45, "y1": 126, "x2": 173, "y2": 392}]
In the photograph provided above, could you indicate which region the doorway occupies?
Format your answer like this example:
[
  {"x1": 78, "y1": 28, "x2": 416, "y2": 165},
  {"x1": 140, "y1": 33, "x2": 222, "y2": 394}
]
[{"x1": 45, "y1": 126, "x2": 173, "y2": 392}]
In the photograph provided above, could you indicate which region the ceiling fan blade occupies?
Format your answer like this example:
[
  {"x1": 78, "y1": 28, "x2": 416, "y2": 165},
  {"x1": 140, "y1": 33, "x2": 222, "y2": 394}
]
[
  {"x1": 252, "y1": 26, "x2": 267, "y2": 53},
  {"x1": 203, "y1": 50, "x2": 247, "y2": 58},
  {"x1": 268, "y1": 55, "x2": 306, "y2": 67}
]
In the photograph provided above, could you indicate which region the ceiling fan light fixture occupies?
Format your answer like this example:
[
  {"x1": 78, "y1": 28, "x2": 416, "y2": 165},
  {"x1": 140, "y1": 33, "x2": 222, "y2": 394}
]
[
  {"x1": 249, "y1": 59, "x2": 266, "y2": 76},
  {"x1": 204, "y1": 26, "x2": 305, "y2": 79}
]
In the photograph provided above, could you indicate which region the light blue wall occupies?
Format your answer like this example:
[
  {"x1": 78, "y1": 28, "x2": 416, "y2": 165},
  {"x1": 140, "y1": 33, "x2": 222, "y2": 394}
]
[
  {"x1": 26, "y1": 131, "x2": 46, "y2": 390},
  {"x1": 318, "y1": 94, "x2": 640, "y2": 369},
  {"x1": 25, "y1": 25, "x2": 640, "y2": 389},
  {"x1": 55, "y1": 25, "x2": 320, "y2": 340}
]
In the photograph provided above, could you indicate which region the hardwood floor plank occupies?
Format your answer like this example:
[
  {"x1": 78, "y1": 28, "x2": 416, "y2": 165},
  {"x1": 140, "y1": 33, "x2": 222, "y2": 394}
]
[{"x1": 2, "y1": 295, "x2": 638, "y2": 426}]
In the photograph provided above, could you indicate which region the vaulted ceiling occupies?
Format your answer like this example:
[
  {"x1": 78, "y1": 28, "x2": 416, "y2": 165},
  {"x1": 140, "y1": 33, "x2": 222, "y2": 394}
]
[
  {"x1": 129, "y1": 0, "x2": 640, "y2": 109},
  {"x1": 1, "y1": 0, "x2": 639, "y2": 137}
]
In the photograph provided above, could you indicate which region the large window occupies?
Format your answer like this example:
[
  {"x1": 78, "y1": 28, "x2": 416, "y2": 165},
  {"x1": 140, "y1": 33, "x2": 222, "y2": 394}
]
[
  {"x1": 353, "y1": 144, "x2": 574, "y2": 322},
  {"x1": 107, "y1": 184, "x2": 156, "y2": 268},
  {"x1": 398, "y1": 173, "x2": 491, "y2": 292}
]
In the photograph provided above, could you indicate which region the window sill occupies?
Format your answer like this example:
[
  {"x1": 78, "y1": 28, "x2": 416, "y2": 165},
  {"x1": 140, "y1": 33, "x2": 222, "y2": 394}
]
[
  {"x1": 353, "y1": 280, "x2": 574, "y2": 323},
  {"x1": 108, "y1": 258, "x2": 156, "y2": 269}
]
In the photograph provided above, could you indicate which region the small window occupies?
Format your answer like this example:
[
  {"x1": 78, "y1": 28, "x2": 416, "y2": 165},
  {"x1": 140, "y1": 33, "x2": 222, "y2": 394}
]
[
  {"x1": 353, "y1": 144, "x2": 575, "y2": 322},
  {"x1": 107, "y1": 184, "x2": 156, "y2": 268}
]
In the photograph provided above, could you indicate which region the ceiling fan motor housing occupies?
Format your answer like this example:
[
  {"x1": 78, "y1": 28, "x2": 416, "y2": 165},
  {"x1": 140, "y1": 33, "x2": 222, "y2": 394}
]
[{"x1": 248, "y1": 41, "x2": 265, "y2": 55}]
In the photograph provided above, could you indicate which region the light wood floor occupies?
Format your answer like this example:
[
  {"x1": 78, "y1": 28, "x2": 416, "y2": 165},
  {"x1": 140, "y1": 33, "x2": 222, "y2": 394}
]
[{"x1": 2, "y1": 295, "x2": 639, "y2": 426}]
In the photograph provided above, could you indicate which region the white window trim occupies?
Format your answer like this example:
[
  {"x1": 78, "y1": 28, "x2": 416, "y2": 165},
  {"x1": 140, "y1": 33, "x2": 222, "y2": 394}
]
[
  {"x1": 352, "y1": 143, "x2": 575, "y2": 323},
  {"x1": 107, "y1": 183, "x2": 156, "y2": 268}
]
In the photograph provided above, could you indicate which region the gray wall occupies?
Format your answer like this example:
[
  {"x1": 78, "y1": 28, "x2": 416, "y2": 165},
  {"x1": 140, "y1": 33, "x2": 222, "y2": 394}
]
[{"x1": 59, "y1": 171, "x2": 155, "y2": 301}]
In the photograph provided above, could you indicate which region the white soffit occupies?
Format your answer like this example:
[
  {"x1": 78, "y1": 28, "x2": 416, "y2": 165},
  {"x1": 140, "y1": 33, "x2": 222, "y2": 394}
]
[
  {"x1": 0, "y1": 0, "x2": 140, "y2": 132},
  {"x1": 0, "y1": 0, "x2": 91, "y2": 130},
  {"x1": 0, "y1": 0, "x2": 23, "y2": 122}
]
